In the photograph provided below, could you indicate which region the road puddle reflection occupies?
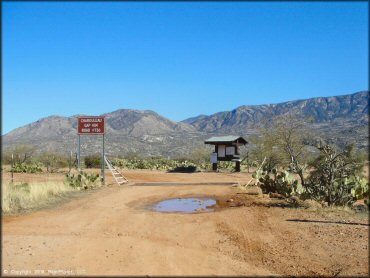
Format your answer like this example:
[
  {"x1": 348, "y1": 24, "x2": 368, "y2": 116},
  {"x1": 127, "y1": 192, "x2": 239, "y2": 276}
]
[{"x1": 152, "y1": 198, "x2": 216, "y2": 213}]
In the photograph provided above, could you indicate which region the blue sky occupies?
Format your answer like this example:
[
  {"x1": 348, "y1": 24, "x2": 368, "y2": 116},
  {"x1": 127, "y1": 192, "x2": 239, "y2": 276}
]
[{"x1": 3, "y1": 2, "x2": 368, "y2": 134}]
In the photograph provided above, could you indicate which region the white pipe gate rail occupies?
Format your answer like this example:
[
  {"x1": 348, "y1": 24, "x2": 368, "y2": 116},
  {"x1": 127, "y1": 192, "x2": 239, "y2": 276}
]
[{"x1": 104, "y1": 156, "x2": 129, "y2": 185}]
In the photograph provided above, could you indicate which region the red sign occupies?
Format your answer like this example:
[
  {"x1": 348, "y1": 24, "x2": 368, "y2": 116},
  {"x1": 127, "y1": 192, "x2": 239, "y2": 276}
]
[{"x1": 78, "y1": 116, "x2": 105, "y2": 135}]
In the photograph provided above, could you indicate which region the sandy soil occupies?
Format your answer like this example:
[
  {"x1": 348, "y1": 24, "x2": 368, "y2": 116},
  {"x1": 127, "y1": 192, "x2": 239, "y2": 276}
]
[{"x1": 2, "y1": 170, "x2": 369, "y2": 276}]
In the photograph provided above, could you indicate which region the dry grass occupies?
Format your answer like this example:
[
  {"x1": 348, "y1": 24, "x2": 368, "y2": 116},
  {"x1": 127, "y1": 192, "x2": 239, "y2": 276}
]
[{"x1": 2, "y1": 181, "x2": 76, "y2": 214}]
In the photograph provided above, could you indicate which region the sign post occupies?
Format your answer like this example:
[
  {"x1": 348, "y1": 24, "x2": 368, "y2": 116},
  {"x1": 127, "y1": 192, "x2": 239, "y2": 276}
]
[
  {"x1": 78, "y1": 135, "x2": 81, "y2": 170},
  {"x1": 77, "y1": 116, "x2": 105, "y2": 184},
  {"x1": 102, "y1": 134, "x2": 105, "y2": 185}
]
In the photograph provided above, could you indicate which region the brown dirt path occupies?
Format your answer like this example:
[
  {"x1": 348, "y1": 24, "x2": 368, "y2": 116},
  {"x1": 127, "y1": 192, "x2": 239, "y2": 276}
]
[
  {"x1": 2, "y1": 185, "x2": 272, "y2": 276},
  {"x1": 2, "y1": 171, "x2": 369, "y2": 276}
]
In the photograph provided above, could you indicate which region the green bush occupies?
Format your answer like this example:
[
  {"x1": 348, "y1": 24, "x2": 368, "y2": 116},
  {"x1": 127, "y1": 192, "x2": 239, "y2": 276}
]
[
  {"x1": 168, "y1": 165, "x2": 197, "y2": 173},
  {"x1": 11, "y1": 162, "x2": 43, "y2": 173},
  {"x1": 84, "y1": 155, "x2": 102, "y2": 168},
  {"x1": 112, "y1": 157, "x2": 205, "y2": 171},
  {"x1": 252, "y1": 142, "x2": 370, "y2": 207},
  {"x1": 111, "y1": 156, "x2": 258, "y2": 172},
  {"x1": 37, "y1": 152, "x2": 69, "y2": 173}
]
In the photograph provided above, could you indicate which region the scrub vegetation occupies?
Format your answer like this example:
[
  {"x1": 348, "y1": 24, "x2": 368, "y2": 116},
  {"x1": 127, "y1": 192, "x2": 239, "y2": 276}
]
[
  {"x1": 2, "y1": 181, "x2": 75, "y2": 214},
  {"x1": 2, "y1": 116, "x2": 368, "y2": 211},
  {"x1": 245, "y1": 115, "x2": 369, "y2": 208},
  {"x1": 2, "y1": 170, "x2": 103, "y2": 215}
]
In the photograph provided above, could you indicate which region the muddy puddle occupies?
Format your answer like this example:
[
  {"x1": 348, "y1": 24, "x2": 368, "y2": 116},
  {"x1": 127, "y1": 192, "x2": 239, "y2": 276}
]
[{"x1": 152, "y1": 198, "x2": 216, "y2": 214}]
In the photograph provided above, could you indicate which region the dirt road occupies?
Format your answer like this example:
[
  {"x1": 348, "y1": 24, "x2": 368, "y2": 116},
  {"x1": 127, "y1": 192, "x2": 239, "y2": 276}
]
[{"x1": 2, "y1": 171, "x2": 369, "y2": 276}]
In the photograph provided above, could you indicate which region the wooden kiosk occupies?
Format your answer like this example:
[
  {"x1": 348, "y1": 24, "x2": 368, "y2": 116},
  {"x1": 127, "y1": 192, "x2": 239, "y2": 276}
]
[{"x1": 205, "y1": 136, "x2": 248, "y2": 172}]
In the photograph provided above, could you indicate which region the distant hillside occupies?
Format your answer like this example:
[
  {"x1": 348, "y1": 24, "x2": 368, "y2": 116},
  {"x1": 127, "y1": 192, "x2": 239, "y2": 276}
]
[
  {"x1": 182, "y1": 91, "x2": 368, "y2": 132},
  {"x1": 3, "y1": 91, "x2": 368, "y2": 157},
  {"x1": 3, "y1": 110, "x2": 204, "y2": 157}
]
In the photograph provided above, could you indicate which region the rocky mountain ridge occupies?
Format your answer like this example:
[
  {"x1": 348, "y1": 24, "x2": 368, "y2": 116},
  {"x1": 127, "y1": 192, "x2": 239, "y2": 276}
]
[
  {"x1": 3, "y1": 91, "x2": 368, "y2": 157},
  {"x1": 182, "y1": 91, "x2": 368, "y2": 133}
]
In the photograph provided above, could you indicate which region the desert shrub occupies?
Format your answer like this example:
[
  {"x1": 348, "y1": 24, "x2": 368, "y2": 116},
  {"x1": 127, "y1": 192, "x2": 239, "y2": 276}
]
[
  {"x1": 111, "y1": 156, "x2": 255, "y2": 172},
  {"x1": 37, "y1": 152, "x2": 69, "y2": 173},
  {"x1": 112, "y1": 157, "x2": 206, "y2": 171},
  {"x1": 12, "y1": 162, "x2": 43, "y2": 173},
  {"x1": 190, "y1": 147, "x2": 211, "y2": 164},
  {"x1": 253, "y1": 142, "x2": 369, "y2": 207},
  {"x1": 3, "y1": 145, "x2": 36, "y2": 165},
  {"x1": 168, "y1": 165, "x2": 197, "y2": 173},
  {"x1": 84, "y1": 155, "x2": 102, "y2": 168},
  {"x1": 217, "y1": 161, "x2": 236, "y2": 171},
  {"x1": 65, "y1": 171, "x2": 102, "y2": 190},
  {"x1": 2, "y1": 151, "x2": 13, "y2": 165}
]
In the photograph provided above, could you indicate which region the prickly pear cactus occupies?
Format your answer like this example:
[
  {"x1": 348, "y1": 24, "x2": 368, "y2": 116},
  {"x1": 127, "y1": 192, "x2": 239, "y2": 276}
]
[
  {"x1": 256, "y1": 168, "x2": 300, "y2": 197},
  {"x1": 65, "y1": 171, "x2": 102, "y2": 190},
  {"x1": 350, "y1": 176, "x2": 369, "y2": 205},
  {"x1": 252, "y1": 168, "x2": 268, "y2": 184}
]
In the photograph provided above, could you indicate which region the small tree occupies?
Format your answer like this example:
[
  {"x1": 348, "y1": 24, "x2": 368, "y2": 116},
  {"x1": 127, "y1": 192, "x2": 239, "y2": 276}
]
[
  {"x1": 10, "y1": 145, "x2": 36, "y2": 164},
  {"x1": 189, "y1": 146, "x2": 212, "y2": 170},
  {"x1": 1, "y1": 151, "x2": 13, "y2": 165},
  {"x1": 272, "y1": 114, "x2": 313, "y2": 187},
  {"x1": 37, "y1": 152, "x2": 68, "y2": 173},
  {"x1": 6, "y1": 145, "x2": 41, "y2": 174},
  {"x1": 249, "y1": 133, "x2": 284, "y2": 173},
  {"x1": 250, "y1": 115, "x2": 313, "y2": 178},
  {"x1": 189, "y1": 147, "x2": 210, "y2": 164}
]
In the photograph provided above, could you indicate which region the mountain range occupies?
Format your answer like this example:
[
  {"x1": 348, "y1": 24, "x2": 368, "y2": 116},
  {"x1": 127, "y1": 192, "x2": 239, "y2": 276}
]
[{"x1": 3, "y1": 91, "x2": 368, "y2": 157}]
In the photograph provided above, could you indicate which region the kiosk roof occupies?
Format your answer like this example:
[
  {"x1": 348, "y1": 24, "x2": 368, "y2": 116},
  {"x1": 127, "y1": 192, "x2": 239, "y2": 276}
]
[{"x1": 204, "y1": 136, "x2": 247, "y2": 145}]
